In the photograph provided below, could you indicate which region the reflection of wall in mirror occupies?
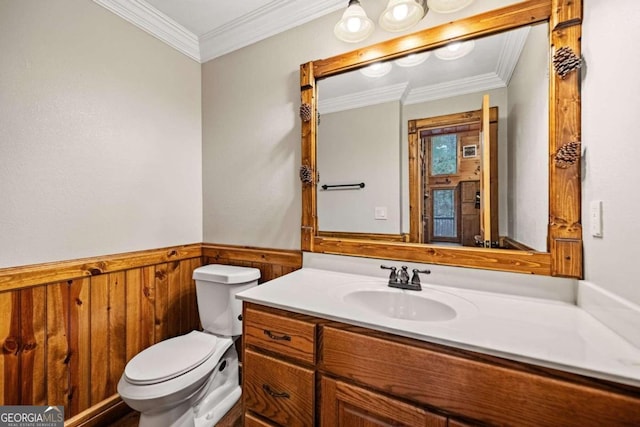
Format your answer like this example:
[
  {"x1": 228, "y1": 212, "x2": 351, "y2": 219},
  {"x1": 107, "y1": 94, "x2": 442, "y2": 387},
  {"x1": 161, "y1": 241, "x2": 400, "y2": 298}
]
[
  {"x1": 506, "y1": 23, "x2": 549, "y2": 252},
  {"x1": 317, "y1": 101, "x2": 401, "y2": 234}
]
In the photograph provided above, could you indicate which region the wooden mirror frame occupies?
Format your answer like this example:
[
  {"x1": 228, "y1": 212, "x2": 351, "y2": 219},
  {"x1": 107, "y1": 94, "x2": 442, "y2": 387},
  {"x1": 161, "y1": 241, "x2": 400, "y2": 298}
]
[{"x1": 300, "y1": 0, "x2": 582, "y2": 278}]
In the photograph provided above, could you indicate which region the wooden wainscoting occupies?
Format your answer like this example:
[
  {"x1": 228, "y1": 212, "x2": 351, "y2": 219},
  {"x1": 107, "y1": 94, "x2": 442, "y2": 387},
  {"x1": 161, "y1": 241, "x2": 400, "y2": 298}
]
[
  {"x1": 201, "y1": 243, "x2": 302, "y2": 284},
  {"x1": 0, "y1": 244, "x2": 203, "y2": 421},
  {"x1": 0, "y1": 243, "x2": 301, "y2": 425}
]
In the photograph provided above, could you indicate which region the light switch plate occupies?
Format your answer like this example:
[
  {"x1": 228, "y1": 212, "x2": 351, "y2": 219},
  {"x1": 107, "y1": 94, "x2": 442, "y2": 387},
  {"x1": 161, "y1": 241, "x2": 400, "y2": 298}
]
[{"x1": 590, "y1": 200, "x2": 603, "y2": 237}]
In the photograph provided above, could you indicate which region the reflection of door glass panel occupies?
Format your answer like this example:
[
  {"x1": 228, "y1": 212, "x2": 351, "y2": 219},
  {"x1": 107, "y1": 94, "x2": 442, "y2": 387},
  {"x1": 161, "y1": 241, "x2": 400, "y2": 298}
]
[
  {"x1": 431, "y1": 135, "x2": 457, "y2": 175},
  {"x1": 432, "y1": 188, "x2": 457, "y2": 239}
]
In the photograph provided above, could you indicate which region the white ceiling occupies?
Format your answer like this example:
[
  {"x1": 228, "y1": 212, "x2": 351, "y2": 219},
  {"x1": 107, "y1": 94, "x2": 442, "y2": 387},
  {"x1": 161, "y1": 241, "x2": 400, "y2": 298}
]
[
  {"x1": 318, "y1": 26, "x2": 533, "y2": 113},
  {"x1": 93, "y1": 0, "x2": 345, "y2": 62},
  {"x1": 91, "y1": 0, "x2": 533, "y2": 108}
]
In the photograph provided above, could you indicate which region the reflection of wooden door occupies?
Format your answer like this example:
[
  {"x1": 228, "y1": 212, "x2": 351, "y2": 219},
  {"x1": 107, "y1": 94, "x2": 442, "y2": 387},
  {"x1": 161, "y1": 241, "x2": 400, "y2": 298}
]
[
  {"x1": 480, "y1": 94, "x2": 499, "y2": 247},
  {"x1": 460, "y1": 181, "x2": 480, "y2": 246},
  {"x1": 409, "y1": 104, "x2": 497, "y2": 244}
]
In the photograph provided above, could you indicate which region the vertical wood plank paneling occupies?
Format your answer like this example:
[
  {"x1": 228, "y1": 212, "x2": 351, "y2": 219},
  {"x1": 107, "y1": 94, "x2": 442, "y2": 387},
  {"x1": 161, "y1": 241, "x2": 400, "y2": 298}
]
[
  {"x1": 154, "y1": 264, "x2": 169, "y2": 343},
  {"x1": 20, "y1": 286, "x2": 47, "y2": 406},
  {"x1": 0, "y1": 290, "x2": 20, "y2": 405},
  {"x1": 46, "y1": 282, "x2": 70, "y2": 412},
  {"x1": 167, "y1": 261, "x2": 182, "y2": 338},
  {"x1": 0, "y1": 245, "x2": 296, "y2": 422},
  {"x1": 125, "y1": 269, "x2": 142, "y2": 363},
  {"x1": 188, "y1": 258, "x2": 203, "y2": 331},
  {"x1": 89, "y1": 274, "x2": 109, "y2": 405},
  {"x1": 178, "y1": 259, "x2": 196, "y2": 334},
  {"x1": 108, "y1": 272, "x2": 126, "y2": 397},
  {"x1": 139, "y1": 266, "x2": 156, "y2": 350},
  {"x1": 69, "y1": 277, "x2": 91, "y2": 416}
]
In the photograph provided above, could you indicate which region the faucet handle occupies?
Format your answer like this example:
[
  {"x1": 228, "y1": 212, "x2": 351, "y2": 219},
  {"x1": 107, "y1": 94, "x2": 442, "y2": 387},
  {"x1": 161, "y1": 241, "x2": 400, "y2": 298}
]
[
  {"x1": 380, "y1": 265, "x2": 397, "y2": 282},
  {"x1": 398, "y1": 266, "x2": 410, "y2": 283},
  {"x1": 411, "y1": 269, "x2": 431, "y2": 285}
]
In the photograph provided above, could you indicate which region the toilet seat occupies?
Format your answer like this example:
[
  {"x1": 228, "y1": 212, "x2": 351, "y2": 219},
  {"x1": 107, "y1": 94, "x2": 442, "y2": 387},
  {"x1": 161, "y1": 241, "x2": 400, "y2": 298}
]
[{"x1": 125, "y1": 331, "x2": 218, "y2": 385}]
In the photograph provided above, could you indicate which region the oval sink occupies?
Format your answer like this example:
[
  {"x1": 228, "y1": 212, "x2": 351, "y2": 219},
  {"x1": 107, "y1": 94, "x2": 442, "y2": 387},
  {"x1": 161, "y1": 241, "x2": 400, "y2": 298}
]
[{"x1": 343, "y1": 289, "x2": 457, "y2": 322}]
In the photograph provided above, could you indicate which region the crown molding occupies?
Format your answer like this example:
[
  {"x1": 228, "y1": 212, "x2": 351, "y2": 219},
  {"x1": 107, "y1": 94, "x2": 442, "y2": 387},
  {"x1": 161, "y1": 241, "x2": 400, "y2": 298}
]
[
  {"x1": 199, "y1": 0, "x2": 345, "y2": 62},
  {"x1": 93, "y1": 0, "x2": 200, "y2": 61},
  {"x1": 318, "y1": 83, "x2": 410, "y2": 115},
  {"x1": 404, "y1": 72, "x2": 506, "y2": 105},
  {"x1": 93, "y1": 0, "x2": 345, "y2": 63},
  {"x1": 495, "y1": 26, "x2": 531, "y2": 84},
  {"x1": 318, "y1": 27, "x2": 531, "y2": 112}
]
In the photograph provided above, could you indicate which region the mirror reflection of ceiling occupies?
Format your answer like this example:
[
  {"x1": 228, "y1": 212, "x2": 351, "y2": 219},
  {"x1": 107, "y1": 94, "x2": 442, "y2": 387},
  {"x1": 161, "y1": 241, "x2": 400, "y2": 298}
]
[{"x1": 318, "y1": 26, "x2": 531, "y2": 114}]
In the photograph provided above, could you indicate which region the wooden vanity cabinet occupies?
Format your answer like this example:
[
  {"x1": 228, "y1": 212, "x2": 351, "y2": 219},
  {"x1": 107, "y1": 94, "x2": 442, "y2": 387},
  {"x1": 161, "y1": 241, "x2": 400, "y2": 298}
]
[
  {"x1": 242, "y1": 302, "x2": 640, "y2": 426},
  {"x1": 242, "y1": 303, "x2": 321, "y2": 426}
]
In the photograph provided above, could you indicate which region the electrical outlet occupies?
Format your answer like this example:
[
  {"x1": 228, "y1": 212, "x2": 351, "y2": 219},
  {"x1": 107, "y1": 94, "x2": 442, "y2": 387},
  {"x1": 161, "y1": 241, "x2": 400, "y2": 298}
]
[{"x1": 374, "y1": 207, "x2": 387, "y2": 220}]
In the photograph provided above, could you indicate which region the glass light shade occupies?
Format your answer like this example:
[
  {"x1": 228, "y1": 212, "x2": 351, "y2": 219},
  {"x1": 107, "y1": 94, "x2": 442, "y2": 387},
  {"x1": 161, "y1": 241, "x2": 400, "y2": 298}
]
[
  {"x1": 379, "y1": 0, "x2": 427, "y2": 32},
  {"x1": 427, "y1": 0, "x2": 474, "y2": 14},
  {"x1": 434, "y1": 40, "x2": 475, "y2": 60},
  {"x1": 360, "y1": 62, "x2": 393, "y2": 78},
  {"x1": 334, "y1": 0, "x2": 375, "y2": 43},
  {"x1": 395, "y1": 52, "x2": 430, "y2": 67}
]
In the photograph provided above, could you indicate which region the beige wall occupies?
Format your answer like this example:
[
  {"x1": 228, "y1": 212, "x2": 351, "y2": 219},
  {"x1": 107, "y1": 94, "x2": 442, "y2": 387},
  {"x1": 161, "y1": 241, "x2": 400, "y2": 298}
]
[
  {"x1": 0, "y1": 0, "x2": 202, "y2": 268},
  {"x1": 582, "y1": 0, "x2": 640, "y2": 304},
  {"x1": 318, "y1": 102, "x2": 401, "y2": 234},
  {"x1": 506, "y1": 23, "x2": 549, "y2": 252}
]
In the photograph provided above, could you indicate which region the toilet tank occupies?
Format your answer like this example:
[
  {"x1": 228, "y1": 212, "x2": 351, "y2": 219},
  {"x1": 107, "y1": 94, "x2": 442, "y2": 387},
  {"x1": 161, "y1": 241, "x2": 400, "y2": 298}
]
[{"x1": 192, "y1": 264, "x2": 260, "y2": 336}]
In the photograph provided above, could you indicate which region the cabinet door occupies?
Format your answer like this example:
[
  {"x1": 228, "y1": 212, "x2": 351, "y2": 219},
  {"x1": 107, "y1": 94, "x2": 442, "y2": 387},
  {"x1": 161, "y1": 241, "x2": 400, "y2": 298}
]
[{"x1": 320, "y1": 376, "x2": 446, "y2": 427}]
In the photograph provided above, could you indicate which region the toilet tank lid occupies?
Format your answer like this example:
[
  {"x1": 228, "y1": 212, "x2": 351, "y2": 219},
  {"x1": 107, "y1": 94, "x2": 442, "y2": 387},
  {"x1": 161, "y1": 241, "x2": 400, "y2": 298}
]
[{"x1": 192, "y1": 264, "x2": 260, "y2": 284}]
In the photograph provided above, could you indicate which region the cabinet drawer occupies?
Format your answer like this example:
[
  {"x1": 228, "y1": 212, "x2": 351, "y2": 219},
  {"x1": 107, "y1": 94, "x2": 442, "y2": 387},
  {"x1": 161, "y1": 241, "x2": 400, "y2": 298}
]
[
  {"x1": 244, "y1": 349, "x2": 315, "y2": 427},
  {"x1": 244, "y1": 412, "x2": 277, "y2": 427},
  {"x1": 244, "y1": 305, "x2": 316, "y2": 364},
  {"x1": 321, "y1": 326, "x2": 640, "y2": 427}
]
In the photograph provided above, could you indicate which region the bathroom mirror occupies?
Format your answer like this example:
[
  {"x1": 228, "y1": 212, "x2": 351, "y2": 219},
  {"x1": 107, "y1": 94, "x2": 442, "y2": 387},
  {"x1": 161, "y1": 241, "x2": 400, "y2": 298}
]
[
  {"x1": 300, "y1": 0, "x2": 583, "y2": 278},
  {"x1": 316, "y1": 23, "x2": 549, "y2": 252}
]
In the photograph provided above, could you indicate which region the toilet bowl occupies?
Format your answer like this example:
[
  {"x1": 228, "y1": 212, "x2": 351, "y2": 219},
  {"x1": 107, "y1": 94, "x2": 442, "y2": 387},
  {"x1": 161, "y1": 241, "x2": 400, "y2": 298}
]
[{"x1": 117, "y1": 264, "x2": 260, "y2": 427}]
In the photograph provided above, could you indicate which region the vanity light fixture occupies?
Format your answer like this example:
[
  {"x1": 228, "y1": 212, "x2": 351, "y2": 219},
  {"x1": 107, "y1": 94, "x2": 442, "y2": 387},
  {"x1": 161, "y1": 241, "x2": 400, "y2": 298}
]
[
  {"x1": 434, "y1": 40, "x2": 475, "y2": 60},
  {"x1": 334, "y1": 0, "x2": 375, "y2": 43},
  {"x1": 379, "y1": 0, "x2": 428, "y2": 32},
  {"x1": 427, "y1": 0, "x2": 474, "y2": 14},
  {"x1": 360, "y1": 61, "x2": 393, "y2": 77},
  {"x1": 394, "y1": 51, "x2": 430, "y2": 67},
  {"x1": 335, "y1": 0, "x2": 429, "y2": 43}
]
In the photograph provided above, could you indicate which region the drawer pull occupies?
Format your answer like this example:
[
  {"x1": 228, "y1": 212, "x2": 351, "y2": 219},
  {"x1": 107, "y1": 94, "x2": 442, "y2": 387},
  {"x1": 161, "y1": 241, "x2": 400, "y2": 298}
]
[
  {"x1": 262, "y1": 384, "x2": 290, "y2": 399},
  {"x1": 264, "y1": 330, "x2": 291, "y2": 341}
]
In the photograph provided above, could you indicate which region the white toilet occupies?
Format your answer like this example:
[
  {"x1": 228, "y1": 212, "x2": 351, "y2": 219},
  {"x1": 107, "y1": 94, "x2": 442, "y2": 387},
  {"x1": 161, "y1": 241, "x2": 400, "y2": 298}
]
[{"x1": 117, "y1": 264, "x2": 260, "y2": 427}]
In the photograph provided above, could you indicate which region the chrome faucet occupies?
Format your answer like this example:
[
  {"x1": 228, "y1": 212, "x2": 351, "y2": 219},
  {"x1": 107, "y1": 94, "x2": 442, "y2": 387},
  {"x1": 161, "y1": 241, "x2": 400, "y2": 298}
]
[{"x1": 381, "y1": 265, "x2": 430, "y2": 291}]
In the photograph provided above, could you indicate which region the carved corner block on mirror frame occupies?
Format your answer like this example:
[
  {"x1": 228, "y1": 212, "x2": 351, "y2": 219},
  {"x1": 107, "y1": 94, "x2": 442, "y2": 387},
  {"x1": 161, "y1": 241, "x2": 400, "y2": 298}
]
[{"x1": 300, "y1": 0, "x2": 582, "y2": 278}]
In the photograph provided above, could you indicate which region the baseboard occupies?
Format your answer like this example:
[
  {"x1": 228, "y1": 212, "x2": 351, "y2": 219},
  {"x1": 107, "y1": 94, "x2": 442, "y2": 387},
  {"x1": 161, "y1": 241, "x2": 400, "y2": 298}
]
[
  {"x1": 64, "y1": 395, "x2": 132, "y2": 427},
  {"x1": 578, "y1": 281, "x2": 640, "y2": 349}
]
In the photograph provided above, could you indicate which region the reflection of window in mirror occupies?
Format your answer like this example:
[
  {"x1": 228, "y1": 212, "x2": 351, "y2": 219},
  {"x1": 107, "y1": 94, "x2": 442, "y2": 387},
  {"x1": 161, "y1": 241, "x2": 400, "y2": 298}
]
[
  {"x1": 430, "y1": 135, "x2": 457, "y2": 176},
  {"x1": 431, "y1": 188, "x2": 458, "y2": 242}
]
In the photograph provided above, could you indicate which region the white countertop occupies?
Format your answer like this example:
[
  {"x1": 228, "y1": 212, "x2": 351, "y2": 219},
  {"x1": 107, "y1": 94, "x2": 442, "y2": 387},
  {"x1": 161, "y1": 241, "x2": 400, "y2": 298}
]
[{"x1": 237, "y1": 267, "x2": 640, "y2": 388}]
